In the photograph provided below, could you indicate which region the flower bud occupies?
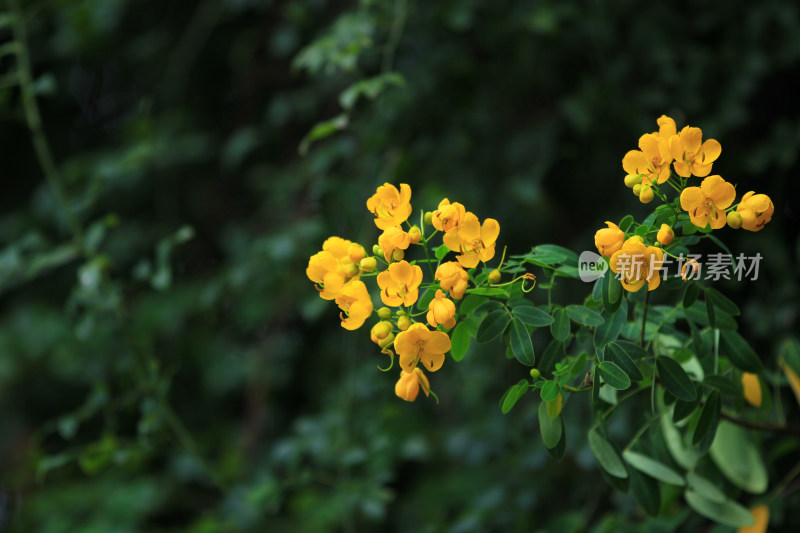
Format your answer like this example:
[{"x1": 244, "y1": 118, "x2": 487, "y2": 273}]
[
  {"x1": 727, "y1": 210, "x2": 743, "y2": 229},
  {"x1": 488, "y1": 269, "x2": 501, "y2": 284},
  {"x1": 348, "y1": 243, "x2": 366, "y2": 263},
  {"x1": 378, "y1": 332, "x2": 395, "y2": 350},
  {"x1": 397, "y1": 315, "x2": 411, "y2": 331},
  {"x1": 632, "y1": 184, "x2": 642, "y2": 196},
  {"x1": 372, "y1": 244, "x2": 383, "y2": 256},
  {"x1": 624, "y1": 174, "x2": 642, "y2": 188},
  {"x1": 396, "y1": 309, "x2": 407, "y2": 317},
  {"x1": 742, "y1": 372, "x2": 762, "y2": 407},
  {"x1": 595, "y1": 221, "x2": 625, "y2": 258},
  {"x1": 391, "y1": 249, "x2": 405, "y2": 262},
  {"x1": 408, "y1": 225, "x2": 422, "y2": 244},
  {"x1": 343, "y1": 262, "x2": 359, "y2": 277},
  {"x1": 530, "y1": 368, "x2": 541, "y2": 379},
  {"x1": 360, "y1": 257, "x2": 377, "y2": 272},
  {"x1": 656, "y1": 224, "x2": 674, "y2": 246},
  {"x1": 639, "y1": 184, "x2": 654, "y2": 204},
  {"x1": 371, "y1": 321, "x2": 392, "y2": 340},
  {"x1": 423, "y1": 212, "x2": 433, "y2": 225},
  {"x1": 377, "y1": 306, "x2": 392, "y2": 320}
]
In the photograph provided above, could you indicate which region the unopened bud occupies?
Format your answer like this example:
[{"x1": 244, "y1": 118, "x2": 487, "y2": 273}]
[
  {"x1": 343, "y1": 262, "x2": 359, "y2": 277},
  {"x1": 624, "y1": 174, "x2": 642, "y2": 188},
  {"x1": 372, "y1": 244, "x2": 383, "y2": 256},
  {"x1": 378, "y1": 332, "x2": 395, "y2": 350},
  {"x1": 632, "y1": 184, "x2": 642, "y2": 196},
  {"x1": 656, "y1": 224, "x2": 674, "y2": 246},
  {"x1": 530, "y1": 368, "x2": 541, "y2": 379},
  {"x1": 397, "y1": 315, "x2": 411, "y2": 331},
  {"x1": 377, "y1": 306, "x2": 392, "y2": 320},
  {"x1": 408, "y1": 225, "x2": 421, "y2": 244},
  {"x1": 360, "y1": 257, "x2": 377, "y2": 272},
  {"x1": 391, "y1": 249, "x2": 405, "y2": 262},
  {"x1": 372, "y1": 321, "x2": 392, "y2": 340},
  {"x1": 348, "y1": 243, "x2": 366, "y2": 263},
  {"x1": 488, "y1": 269, "x2": 501, "y2": 284},
  {"x1": 727, "y1": 211, "x2": 742, "y2": 229},
  {"x1": 424, "y1": 212, "x2": 433, "y2": 225},
  {"x1": 639, "y1": 185, "x2": 654, "y2": 204}
]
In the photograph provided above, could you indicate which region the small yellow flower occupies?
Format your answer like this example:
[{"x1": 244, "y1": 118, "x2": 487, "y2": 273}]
[
  {"x1": 366, "y1": 183, "x2": 413, "y2": 230},
  {"x1": 395, "y1": 368, "x2": 431, "y2": 402},
  {"x1": 594, "y1": 221, "x2": 625, "y2": 258},
  {"x1": 335, "y1": 280, "x2": 373, "y2": 330},
  {"x1": 442, "y1": 213, "x2": 499, "y2": 268},
  {"x1": 359, "y1": 257, "x2": 377, "y2": 272},
  {"x1": 639, "y1": 184, "x2": 654, "y2": 203},
  {"x1": 322, "y1": 236, "x2": 361, "y2": 279},
  {"x1": 378, "y1": 226, "x2": 411, "y2": 262},
  {"x1": 669, "y1": 126, "x2": 721, "y2": 178},
  {"x1": 609, "y1": 236, "x2": 664, "y2": 292},
  {"x1": 622, "y1": 132, "x2": 673, "y2": 185},
  {"x1": 656, "y1": 224, "x2": 674, "y2": 246},
  {"x1": 427, "y1": 289, "x2": 456, "y2": 329},
  {"x1": 742, "y1": 372, "x2": 762, "y2": 407},
  {"x1": 376, "y1": 260, "x2": 423, "y2": 307},
  {"x1": 736, "y1": 191, "x2": 774, "y2": 232},
  {"x1": 680, "y1": 175, "x2": 736, "y2": 229},
  {"x1": 727, "y1": 211, "x2": 743, "y2": 229},
  {"x1": 432, "y1": 198, "x2": 467, "y2": 233},
  {"x1": 435, "y1": 261, "x2": 469, "y2": 300},
  {"x1": 306, "y1": 251, "x2": 345, "y2": 300},
  {"x1": 394, "y1": 322, "x2": 451, "y2": 372}
]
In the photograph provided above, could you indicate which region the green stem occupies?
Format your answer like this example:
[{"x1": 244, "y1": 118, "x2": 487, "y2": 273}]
[
  {"x1": 640, "y1": 290, "x2": 649, "y2": 347},
  {"x1": 10, "y1": 0, "x2": 84, "y2": 246}
]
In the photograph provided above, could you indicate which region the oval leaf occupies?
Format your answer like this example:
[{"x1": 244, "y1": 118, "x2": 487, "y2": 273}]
[
  {"x1": 657, "y1": 356, "x2": 697, "y2": 401},
  {"x1": 720, "y1": 330, "x2": 764, "y2": 373},
  {"x1": 450, "y1": 321, "x2": 471, "y2": 362},
  {"x1": 500, "y1": 379, "x2": 529, "y2": 414},
  {"x1": 509, "y1": 318, "x2": 535, "y2": 366},
  {"x1": 550, "y1": 308, "x2": 570, "y2": 341},
  {"x1": 594, "y1": 303, "x2": 627, "y2": 348},
  {"x1": 598, "y1": 361, "x2": 631, "y2": 390},
  {"x1": 685, "y1": 490, "x2": 755, "y2": 528},
  {"x1": 512, "y1": 306, "x2": 554, "y2": 327},
  {"x1": 476, "y1": 309, "x2": 511, "y2": 344},
  {"x1": 606, "y1": 342, "x2": 644, "y2": 382},
  {"x1": 706, "y1": 287, "x2": 740, "y2": 316},
  {"x1": 566, "y1": 305, "x2": 605, "y2": 327},
  {"x1": 709, "y1": 421, "x2": 768, "y2": 494},
  {"x1": 588, "y1": 428, "x2": 628, "y2": 479},
  {"x1": 538, "y1": 401, "x2": 562, "y2": 448},
  {"x1": 623, "y1": 450, "x2": 685, "y2": 486},
  {"x1": 540, "y1": 380, "x2": 559, "y2": 402}
]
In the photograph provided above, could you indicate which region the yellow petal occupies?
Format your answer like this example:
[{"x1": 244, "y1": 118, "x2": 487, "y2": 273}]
[
  {"x1": 692, "y1": 162, "x2": 714, "y2": 177},
  {"x1": 481, "y1": 218, "x2": 500, "y2": 245},
  {"x1": 459, "y1": 213, "x2": 481, "y2": 240},
  {"x1": 673, "y1": 160, "x2": 691, "y2": 178},
  {"x1": 389, "y1": 260, "x2": 413, "y2": 284},
  {"x1": 399, "y1": 183, "x2": 412, "y2": 204},
  {"x1": 680, "y1": 186, "x2": 705, "y2": 212},
  {"x1": 457, "y1": 253, "x2": 481, "y2": 269},
  {"x1": 698, "y1": 138, "x2": 721, "y2": 164},
  {"x1": 701, "y1": 175, "x2": 735, "y2": 208},
  {"x1": 622, "y1": 150, "x2": 648, "y2": 175},
  {"x1": 657, "y1": 115, "x2": 676, "y2": 138},
  {"x1": 680, "y1": 126, "x2": 702, "y2": 154}
]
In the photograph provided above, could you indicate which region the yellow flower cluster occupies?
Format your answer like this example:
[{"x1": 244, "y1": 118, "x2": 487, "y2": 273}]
[
  {"x1": 307, "y1": 183, "x2": 503, "y2": 402},
  {"x1": 597, "y1": 115, "x2": 774, "y2": 293}
]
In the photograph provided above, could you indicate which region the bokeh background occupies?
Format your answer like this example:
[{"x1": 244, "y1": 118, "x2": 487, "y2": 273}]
[{"x1": 1, "y1": 0, "x2": 799, "y2": 531}]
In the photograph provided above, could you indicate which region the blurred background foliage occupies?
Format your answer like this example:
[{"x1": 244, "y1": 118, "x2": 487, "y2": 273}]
[{"x1": 0, "y1": 0, "x2": 799, "y2": 531}]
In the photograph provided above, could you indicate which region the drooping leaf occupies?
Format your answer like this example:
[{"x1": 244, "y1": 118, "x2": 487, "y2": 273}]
[
  {"x1": 709, "y1": 421, "x2": 768, "y2": 494},
  {"x1": 450, "y1": 321, "x2": 471, "y2": 362},
  {"x1": 539, "y1": 401, "x2": 562, "y2": 448},
  {"x1": 624, "y1": 450, "x2": 685, "y2": 486},
  {"x1": 606, "y1": 342, "x2": 643, "y2": 381},
  {"x1": 588, "y1": 428, "x2": 628, "y2": 479},
  {"x1": 509, "y1": 318, "x2": 534, "y2": 366},
  {"x1": 500, "y1": 379, "x2": 530, "y2": 414},
  {"x1": 629, "y1": 468, "x2": 662, "y2": 516},
  {"x1": 719, "y1": 330, "x2": 764, "y2": 373},
  {"x1": 684, "y1": 490, "x2": 755, "y2": 528},
  {"x1": 657, "y1": 356, "x2": 697, "y2": 401},
  {"x1": 476, "y1": 309, "x2": 511, "y2": 344},
  {"x1": 550, "y1": 308, "x2": 570, "y2": 341}
]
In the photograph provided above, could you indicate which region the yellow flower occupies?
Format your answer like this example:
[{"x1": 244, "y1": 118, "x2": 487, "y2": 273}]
[
  {"x1": 681, "y1": 258, "x2": 701, "y2": 281},
  {"x1": 395, "y1": 368, "x2": 431, "y2": 402},
  {"x1": 435, "y1": 261, "x2": 469, "y2": 300},
  {"x1": 442, "y1": 212, "x2": 499, "y2": 268},
  {"x1": 394, "y1": 322, "x2": 451, "y2": 372},
  {"x1": 335, "y1": 280, "x2": 373, "y2": 330},
  {"x1": 376, "y1": 260, "x2": 423, "y2": 307},
  {"x1": 432, "y1": 198, "x2": 467, "y2": 233},
  {"x1": 742, "y1": 372, "x2": 762, "y2": 407},
  {"x1": 378, "y1": 226, "x2": 411, "y2": 262},
  {"x1": 594, "y1": 221, "x2": 625, "y2": 258},
  {"x1": 656, "y1": 224, "x2": 674, "y2": 246},
  {"x1": 322, "y1": 236, "x2": 360, "y2": 279},
  {"x1": 609, "y1": 236, "x2": 664, "y2": 292},
  {"x1": 366, "y1": 183, "x2": 413, "y2": 230},
  {"x1": 622, "y1": 133, "x2": 673, "y2": 185},
  {"x1": 306, "y1": 251, "x2": 345, "y2": 300},
  {"x1": 736, "y1": 191, "x2": 774, "y2": 232},
  {"x1": 427, "y1": 290, "x2": 456, "y2": 329},
  {"x1": 669, "y1": 126, "x2": 721, "y2": 178},
  {"x1": 680, "y1": 175, "x2": 736, "y2": 229}
]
